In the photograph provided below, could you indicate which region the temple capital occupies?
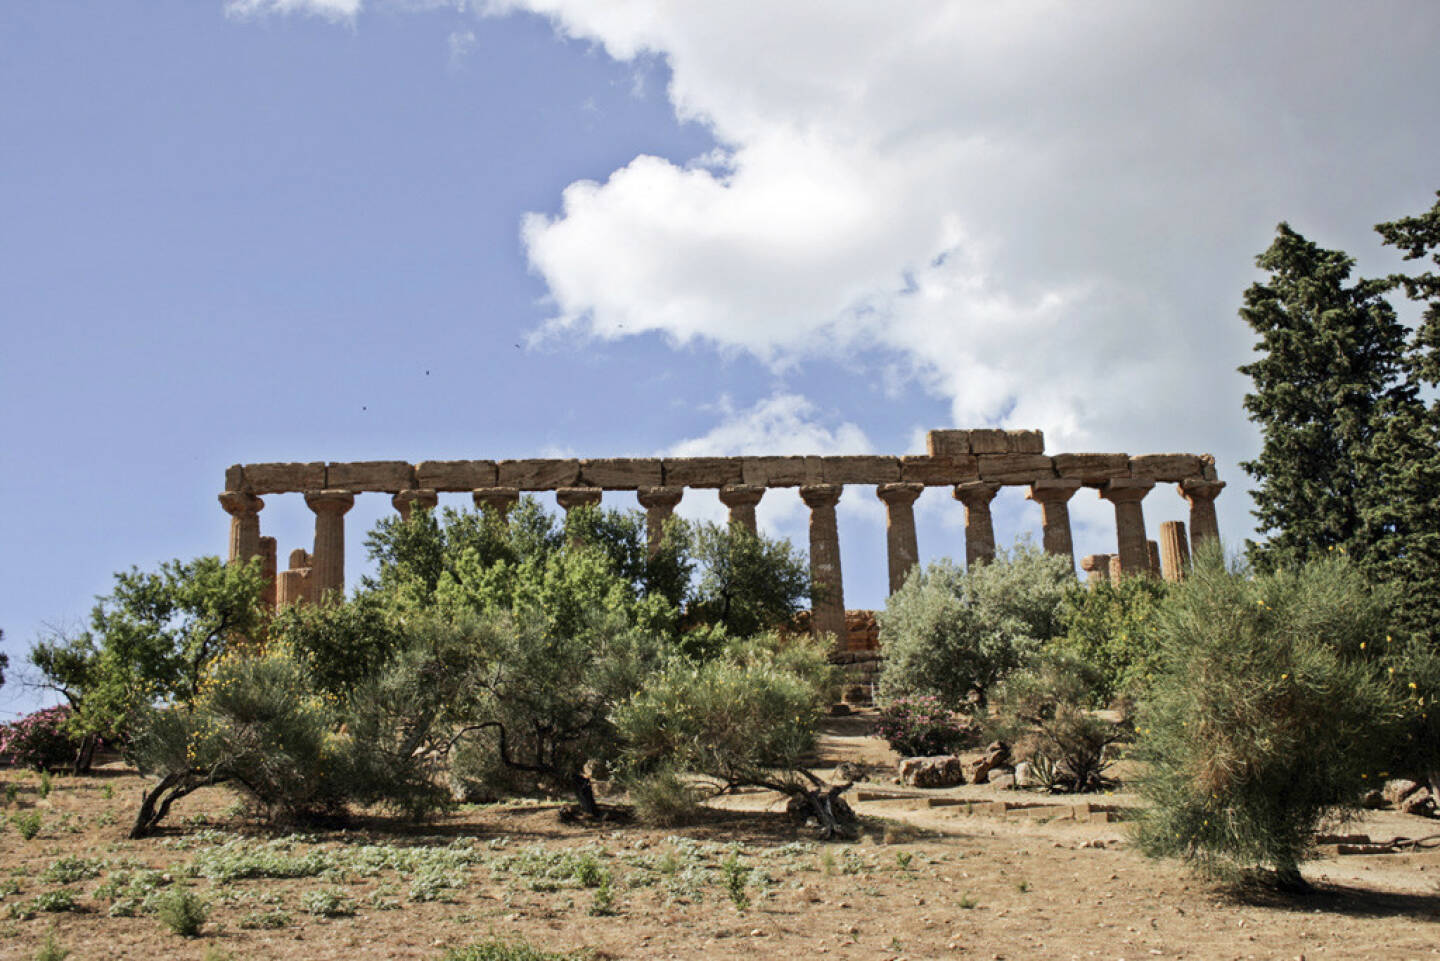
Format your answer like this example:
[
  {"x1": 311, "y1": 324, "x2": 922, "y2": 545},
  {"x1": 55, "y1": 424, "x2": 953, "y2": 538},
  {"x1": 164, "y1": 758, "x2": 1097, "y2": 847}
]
[{"x1": 392, "y1": 489, "x2": 438, "y2": 520}]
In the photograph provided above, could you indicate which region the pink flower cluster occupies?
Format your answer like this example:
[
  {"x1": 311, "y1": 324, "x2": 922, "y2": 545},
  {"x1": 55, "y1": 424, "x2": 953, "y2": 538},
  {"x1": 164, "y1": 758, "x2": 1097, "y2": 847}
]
[{"x1": 0, "y1": 705, "x2": 77, "y2": 770}]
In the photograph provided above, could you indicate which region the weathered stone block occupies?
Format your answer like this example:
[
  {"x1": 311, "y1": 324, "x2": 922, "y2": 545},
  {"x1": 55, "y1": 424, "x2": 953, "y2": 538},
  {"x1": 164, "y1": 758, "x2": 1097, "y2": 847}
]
[
  {"x1": 898, "y1": 454, "x2": 979, "y2": 485},
  {"x1": 243, "y1": 462, "x2": 325, "y2": 494},
  {"x1": 661, "y1": 457, "x2": 744, "y2": 488},
  {"x1": 742, "y1": 455, "x2": 809, "y2": 487},
  {"x1": 415, "y1": 460, "x2": 498, "y2": 491},
  {"x1": 926, "y1": 430, "x2": 972, "y2": 456},
  {"x1": 819, "y1": 456, "x2": 901, "y2": 485},
  {"x1": 1006, "y1": 429, "x2": 1045, "y2": 454},
  {"x1": 325, "y1": 461, "x2": 415, "y2": 493},
  {"x1": 496, "y1": 459, "x2": 581, "y2": 490},
  {"x1": 1129, "y1": 453, "x2": 1202, "y2": 482},
  {"x1": 968, "y1": 429, "x2": 1010, "y2": 454},
  {"x1": 579, "y1": 458, "x2": 663, "y2": 490},
  {"x1": 224, "y1": 464, "x2": 245, "y2": 492},
  {"x1": 1053, "y1": 453, "x2": 1131, "y2": 485},
  {"x1": 898, "y1": 755, "x2": 966, "y2": 788},
  {"x1": 976, "y1": 454, "x2": 1056, "y2": 484}
]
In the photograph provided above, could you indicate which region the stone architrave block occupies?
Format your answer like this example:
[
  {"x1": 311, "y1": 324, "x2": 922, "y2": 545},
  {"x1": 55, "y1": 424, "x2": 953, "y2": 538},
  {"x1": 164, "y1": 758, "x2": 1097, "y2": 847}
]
[
  {"x1": 1200, "y1": 453, "x2": 1220, "y2": 481},
  {"x1": 977, "y1": 454, "x2": 1057, "y2": 484},
  {"x1": 1006, "y1": 429, "x2": 1045, "y2": 454},
  {"x1": 820, "y1": 456, "x2": 901, "y2": 485},
  {"x1": 926, "y1": 430, "x2": 972, "y2": 456},
  {"x1": 579, "y1": 458, "x2": 664, "y2": 490},
  {"x1": 899, "y1": 454, "x2": 980, "y2": 485},
  {"x1": 325, "y1": 461, "x2": 416, "y2": 493},
  {"x1": 497, "y1": 459, "x2": 582, "y2": 490},
  {"x1": 224, "y1": 464, "x2": 246, "y2": 492},
  {"x1": 415, "y1": 460, "x2": 498, "y2": 491},
  {"x1": 661, "y1": 457, "x2": 744, "y2": 488},
  {"x1": 1129, "y1": 453, "x2": 1203, "y2": 482},
  {"x1": 243, "y1": 462, "x2": 325, "y2": 494},
  {"x1": 1053, "y1": 453, "x2": 1131, "y2": 486},
  {"x1": 968, "y1": 429, "x2": 1011, "y2": 454},
  {"x1": 742, "y1": 456, "x2": 808, "y2": 487}
]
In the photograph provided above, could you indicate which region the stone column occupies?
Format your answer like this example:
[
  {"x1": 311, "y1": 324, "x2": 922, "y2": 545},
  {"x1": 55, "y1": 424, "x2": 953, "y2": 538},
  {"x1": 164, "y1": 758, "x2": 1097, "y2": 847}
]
[
  {"x1": 799, "y1": 484, "x2": 846, "y2": 643},
  {"x1": 636, "y1": 486, "x2": 684, "y2": 557},
  {"x1": 953, "y1": 481, "x2": 1001, "y2": 568},
  {"x1": 1146, "y1": 540, "x2": 1162, "y2": 578},
  {"x1": 276, "y1": 549, "x2": 313, "y2": 608},
  {"x1": 718, "y1": 484, "x2": 765, "y2": 534},
  {"x1": 876, "y1": 482, "x2": 924, "y2": 594},
  {"x1": 1080, "y1": 553, "x2": 1112, "y2": 587},
  {"x1": 1178, "y1": 480, "x2": 1226, "y2": 552},
  {"x1": 1026, "y1": 479, "x2": 1082, "y2": 570},
  {"x1": 1099, "y1": 479, "x2": 1154, "y2": 577},
  {"x1": 1108, "y1": 555, "x2": 1123, "y2": 586},
  {"x1": 304, "y1": 490, "x2": 355, "y2": 602},
  {"x1": 219, "y1": 492, "x2": 264, "y2": 567},
  {"x1": 473, "y1": 487, "x2": 519, "y2": 522},
  {"x1": 259, "y1": 536, "x2": 278, "y2": 612},
  {"x1": 1159, "y1": 520, "x2": 1190, "y2": 583},
  {"x1": 392, "y1": 488, "x2": 438, "y2": 521},
  {"x1": 556, "y1": 488, "x2": 603, "y2": 549}
]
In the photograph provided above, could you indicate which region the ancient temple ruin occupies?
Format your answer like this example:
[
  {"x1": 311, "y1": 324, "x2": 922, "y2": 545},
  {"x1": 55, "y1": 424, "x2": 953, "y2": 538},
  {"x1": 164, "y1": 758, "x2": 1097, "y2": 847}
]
[{"x1": 219, "y1": 429, "x2": 1224, "y2": 646}]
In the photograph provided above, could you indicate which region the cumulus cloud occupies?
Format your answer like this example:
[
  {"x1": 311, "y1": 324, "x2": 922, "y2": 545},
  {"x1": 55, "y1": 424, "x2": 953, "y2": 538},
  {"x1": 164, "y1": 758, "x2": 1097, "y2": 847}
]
[
  {"x1": 497, "y1": 0, "x2": 1440, "y2": 550},
  {"x1": 662, "y1": 392, "x2": 879, "y2": 534}
]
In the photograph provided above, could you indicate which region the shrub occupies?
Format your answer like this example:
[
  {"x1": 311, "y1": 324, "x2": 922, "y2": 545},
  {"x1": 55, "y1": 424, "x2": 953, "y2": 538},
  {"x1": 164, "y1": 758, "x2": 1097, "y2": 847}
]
[
  {"x1": 1052, "y1": 577, "x2": 1169, "y2": 704},
  {"x1": 990, "y1": 653, "x2": 1122, "y2": 793},
  {"x1": 874, "y1": 696, "x2": 975, "y2": 757},
  {"x1": 617, "y1": 632, "x2": 853, "y2": 838},
  {"x1": 0, "y1": 707, "x2": 80, "y2": 772},
  {"x1": 1134, "y1": 552, "x2": 1402, "y2": 890},
  {"x1": 625, "y1": 767, "x2": 703, "y2": 827},
  {"x1": 441, "y1": 940, "x2": 589, "y2": 961},
  {"x1": 878, "y1": 543, "x2": 1074, "y2": 708},
  {"x1": 12, "y1": 811, "x2": 42, "y2": 840},
  {"x1": 300, "y1": 887, "x2": 357, "y2": 917},
  {"x1": 35, "y1": 926, "x2": 69, "y2": 961},
  {"x1": 155, "y1": 888, "x2": 208, "y2": 937},
  {"x1": 1383, "y1": 634, "x2": 1440, "y2": 797}
]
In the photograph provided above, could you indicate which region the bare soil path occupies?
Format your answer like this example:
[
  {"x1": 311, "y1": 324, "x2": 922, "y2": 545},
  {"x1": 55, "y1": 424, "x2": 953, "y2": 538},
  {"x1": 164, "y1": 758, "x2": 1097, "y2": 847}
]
[{"x1": 1, "y1": 713, "x2": 1436, "y2": 961}]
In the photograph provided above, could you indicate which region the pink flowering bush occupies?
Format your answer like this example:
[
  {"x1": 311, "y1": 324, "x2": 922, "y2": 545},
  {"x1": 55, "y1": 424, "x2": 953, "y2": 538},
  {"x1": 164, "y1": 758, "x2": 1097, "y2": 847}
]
[
  {"x1": 0, "y1": 705, "x2": 82, "y2": 770},
  {"x1": 875, "y1": 695, "x2": 977, "y2": 758}
]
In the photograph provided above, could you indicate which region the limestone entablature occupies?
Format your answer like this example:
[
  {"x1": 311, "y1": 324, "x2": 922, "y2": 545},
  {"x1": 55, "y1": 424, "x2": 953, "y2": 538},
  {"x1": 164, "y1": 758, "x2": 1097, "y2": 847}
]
[
  {"x1": 219, "y1": 429, "x2": 1225, "y2": 636},
  {"x1": 223, "y1": 430, "x2": 1218, "y2": 496}
]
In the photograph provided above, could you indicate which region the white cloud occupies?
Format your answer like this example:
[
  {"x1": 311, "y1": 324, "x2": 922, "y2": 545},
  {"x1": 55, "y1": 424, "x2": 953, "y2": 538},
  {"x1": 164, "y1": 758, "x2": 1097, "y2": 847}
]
[
  {"x1": 664, "y1": 392, "x2": 878, "y2": 534},
  {"x1": 225, "y1": 0, "x2": 363, "y2": 21},
  {"x1": 496, "y1": 0, "x2": 1440, "y2": 548},
  {"x1": 447, "y1": 28, "x2": 476, "y2": 68}
]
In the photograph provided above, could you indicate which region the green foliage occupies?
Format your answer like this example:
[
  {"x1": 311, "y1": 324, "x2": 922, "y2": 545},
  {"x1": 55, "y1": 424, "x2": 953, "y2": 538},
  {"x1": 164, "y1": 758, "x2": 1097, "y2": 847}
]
[
  {"x1": 1134, "y1": 552, "x2": 1402, "y2": 889},
  {"x1": 1239, "y1": 223, "x2": 1415, "y2": 572},
  {"x1": 684, "y1": 522, "x2": 810, "y2": 641},
  {"x1": 34, "y1": 926, "x2": 69, "y2": 961},
  {"x1": 155, "y1": 887, "x2": 208, "y2": 937},
  {"x1": 39, "y1": 857, "x2": 102, "y2": 885},
  {"x1": 989, "y1": 652, "x2": 1122, "y2": 793},
  {"x1": 874, "y1": 695, "x2": 975, "y2": 757},
  {"x1": 28, "y1": 556, "x2": 267, "y2": 761},
  {"x1": 11, "y1": 811, "x2": 41, "y2": 841},
  {"x1": 1383, "y1": 634, "x2": 1440, "y2": 794},
  {"x1": 720, "y1": 850, "x2": 751, "y2": 911},
  {"x1": 1052, "y1": 577, "x2": 1168, "y2": 705},
  {"x1": 617, "y1": 632, "x2": 834, "y2": 793},
  {"x1": 300, "y1": 887, "x2": 357, "y2": 917},
  {"x1": 877, "y1": 543, "x2": 1074, "y2": 708},
  {"x1": 624, "y1": 767, "x2": 703, "y2": 827},
  {"x1": 440, "y1": 940, "x2": 588, "y2": 961},
  {"x1": 267, "y1": 593, "x2": 406, "y2": 701}
]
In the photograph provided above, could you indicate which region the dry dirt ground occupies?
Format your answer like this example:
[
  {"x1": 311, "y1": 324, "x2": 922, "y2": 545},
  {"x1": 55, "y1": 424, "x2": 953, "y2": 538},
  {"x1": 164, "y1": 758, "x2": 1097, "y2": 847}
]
[{"x1": 2, "y1": 712, "x2": 1437, "y2": 961}]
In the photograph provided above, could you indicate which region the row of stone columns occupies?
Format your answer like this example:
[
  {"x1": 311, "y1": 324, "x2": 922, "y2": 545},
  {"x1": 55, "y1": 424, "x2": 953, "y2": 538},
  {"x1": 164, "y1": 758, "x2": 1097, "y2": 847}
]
[{"x1": 221, "y1": 474, "x2": 1225, "y2": 634}]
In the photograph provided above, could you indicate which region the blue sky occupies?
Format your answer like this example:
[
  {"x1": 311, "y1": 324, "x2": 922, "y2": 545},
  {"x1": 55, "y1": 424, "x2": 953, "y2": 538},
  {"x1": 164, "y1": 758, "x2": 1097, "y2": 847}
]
[{"x1": 4, "y1": 1, "x2": 1440, "y2": 717}]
